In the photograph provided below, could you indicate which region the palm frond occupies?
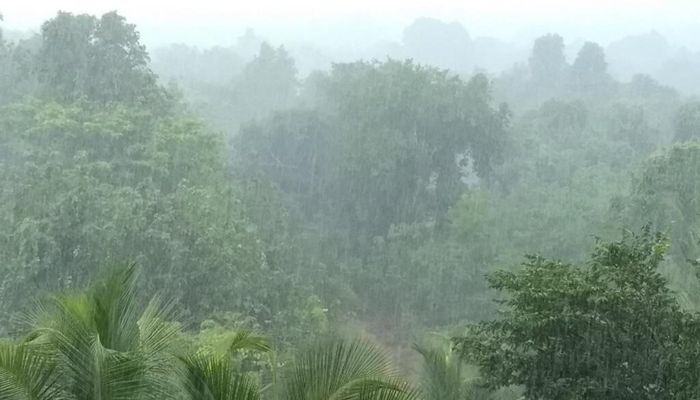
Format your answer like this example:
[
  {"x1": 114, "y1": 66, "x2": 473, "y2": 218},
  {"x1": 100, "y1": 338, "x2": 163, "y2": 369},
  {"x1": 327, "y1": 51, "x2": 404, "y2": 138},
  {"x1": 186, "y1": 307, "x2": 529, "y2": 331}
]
[
  {"x1": 225, "y1": 331, "x2": 271, "y2": 355},
  {"x1": 0, "y1": 342, "x2": 63, "y2": 400},
  {"x1": 91, "y1": 263, "x2": 141, "y2": 352},
  {"x1": 413, "y1": 343, "x2": 463, "y2": 400},
  {"x1": 138, "y1": 296, "x2": 183, "y2": 357},
  {"x1": 180, "y1": 354, "x2": 261, "y2": 400},
  {"x1": 413, "y1": 342, "x2": 489, "y2": 400},
  {"x1": 284, "y1": 337, "x2": 400, "y2": 400},
  {"x1": 136, "y1": 296, "x2": 185, "y2": 399},
  {"x1": 22, "y1": 264, "x2": 181, "y2": 400},
  {"x1": 355, "y1": 379, "x2": 421, "y2": 400}
]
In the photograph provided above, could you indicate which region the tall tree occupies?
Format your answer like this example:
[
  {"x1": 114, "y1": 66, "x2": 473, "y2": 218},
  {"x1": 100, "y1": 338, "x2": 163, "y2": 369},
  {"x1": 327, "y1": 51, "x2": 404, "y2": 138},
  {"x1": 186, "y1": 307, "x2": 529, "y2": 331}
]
[
  {"x1": 238, "y1": 60, "x2": 509, "y2": 249},
  {"x1": 233, "y1": 42, "x2": 298, "y2": 121},
  {"x1": 528, "y1": 33, "x2": 567, "y2": 86},
  {"x1": 0, "y1": 20, "x2": 38, "y2": 105},
  {"x1": 619, "y1": 143, "x2": 700, "y2": 264},
  {"x1": 36, "y1": 11, "x2": 163, "y2": 105},
  {"x1": 571, "y1": 41, "x2": 609, "y2": 89},
  {"x1": 0, "y1": 101, "x2": 303, "y2": 335}
]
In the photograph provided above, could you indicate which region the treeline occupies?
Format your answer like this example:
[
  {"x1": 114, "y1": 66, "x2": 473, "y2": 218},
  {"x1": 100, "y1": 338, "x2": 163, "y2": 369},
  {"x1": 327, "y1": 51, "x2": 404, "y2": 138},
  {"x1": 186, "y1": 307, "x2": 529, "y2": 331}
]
[
  {"x1": 2, "y1": 10, "x2": 700, "y2": 398},
  {"x1": 2, "y1": 230, "x2": 700, "y2": 399}
]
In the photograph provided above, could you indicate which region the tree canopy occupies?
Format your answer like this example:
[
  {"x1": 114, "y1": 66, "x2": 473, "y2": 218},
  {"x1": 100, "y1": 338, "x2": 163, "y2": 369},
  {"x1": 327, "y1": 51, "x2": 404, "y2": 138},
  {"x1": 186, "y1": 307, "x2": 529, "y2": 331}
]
[
  {"x1": 455, "y1": 228, "x2": 700, "y2": 399},
  {"x1": 529, "y1": 34, "x2": 567, "y2": 86},
  {"x1": 37, "y1": 11, "x2": 164, "y2": 105}
]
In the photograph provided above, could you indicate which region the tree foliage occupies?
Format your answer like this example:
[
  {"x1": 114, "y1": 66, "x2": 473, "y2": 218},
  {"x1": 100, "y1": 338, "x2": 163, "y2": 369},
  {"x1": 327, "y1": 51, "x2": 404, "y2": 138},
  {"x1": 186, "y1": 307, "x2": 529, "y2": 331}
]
[
  {"x1": 673, "y1": 100, "x2": 700, "y2": 142},
  {"x1": 37, "y1": 11, "x2": 164, "y2": 105},
  {"x1": 571, "y1": 42, "x2": 609, "y2": 89},
  {"x1": 237, "y1": 60, "x2": 509, "y2": 247},
  {"x1": 283, "y1": 338, "x2": 418, "y2": 400},
  {"x1": 0, "y1": 100, "x2": 300, "y2": 334},
  {"x1": 529, "y1": 34, "x2": 567, "y2": 86},
  {"x1": 454, "y1": 229, "x2": 700, "y2": 399},
  {"x1": 3, "y1": 11, "x2": 700, "y2": 400},
  {"x1": 1, "y1": 266, "x2": 427, "y2": 400}
]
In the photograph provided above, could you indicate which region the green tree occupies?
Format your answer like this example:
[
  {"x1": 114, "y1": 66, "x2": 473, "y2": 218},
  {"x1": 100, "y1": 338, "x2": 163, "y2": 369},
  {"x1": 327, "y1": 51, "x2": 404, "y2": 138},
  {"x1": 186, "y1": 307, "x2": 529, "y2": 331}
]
[
  {"x1": 233, "y1": 43, "x2": 298, "y2": 122},
  {"x1": 234, "y1": 61, "x2": 511, "y2": 331},
  {"x1": 0, "y1": 25, "x2": 37, "y2": 105},
  {"x1": 180, "y1": 354, "x2": 261, "y2": 400},
  {"x1": 234, "y1": 110, "x2": 328, "y2": 218},
  {"x1": 535, "y1": 99, "x2": 587, "y2": 140},
  {"x1": 0, "y1": 100, "x2": 301, "y2": 336},
  {"x1": 620, "y1": 143, "x2": 700, "y2": 262},
  {"x1": 238, "y1": 60, "x2": 509, "y2": 249},
  {"x1": 36, "y1": 11, "x2": 164, "y2": 105},
  {"x1": 1, "y1": 264, "x2": 277, "y2": 400},
  {"x1": 604, "y1": 103, "x2": 659, "y2": 153},
  {"x1": 413, "y1": 339, "x2": 489, "y2": 400},
  {"x1": 454, "y1": 228, "x2": 700, "y2": 399},
  {"x1": 615, "y1": 143, "x2": 700, "y2": 306},
  {"x1": 529, "y1": 34, "x2": 567, "y2": 86},
  {"x1": 672, "y1": 100, "x2": 700, "y2": 142},
  {"x1": 21, "y1": 264, "x2": 183, "y2": 399},
  {"x1": 571, "y1": 42, "x2": 609, "y2": 89},
  {"x1": 3, "y1": 265, "x2": 430, "y2": 400}
]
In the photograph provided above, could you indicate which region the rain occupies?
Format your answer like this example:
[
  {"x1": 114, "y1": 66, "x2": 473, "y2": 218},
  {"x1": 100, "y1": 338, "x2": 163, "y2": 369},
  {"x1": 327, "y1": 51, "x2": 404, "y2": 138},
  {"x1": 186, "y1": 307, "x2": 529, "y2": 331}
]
[{"x1": 1, "y1": 1, "x2": 700, "y2": 399}]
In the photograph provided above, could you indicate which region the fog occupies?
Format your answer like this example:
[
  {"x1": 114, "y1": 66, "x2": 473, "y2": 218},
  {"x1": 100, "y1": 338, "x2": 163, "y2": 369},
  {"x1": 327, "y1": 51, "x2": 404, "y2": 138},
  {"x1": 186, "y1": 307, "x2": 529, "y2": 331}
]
[
  {"x1": 3, "y1": 2, "x2": 700, "y2": 399},
  {"x1": 6, "y1": 1, "x2": 700, "y2": 87},
  {"x1": 5, "y1": 0, "x2": 700, "y2": 48}
]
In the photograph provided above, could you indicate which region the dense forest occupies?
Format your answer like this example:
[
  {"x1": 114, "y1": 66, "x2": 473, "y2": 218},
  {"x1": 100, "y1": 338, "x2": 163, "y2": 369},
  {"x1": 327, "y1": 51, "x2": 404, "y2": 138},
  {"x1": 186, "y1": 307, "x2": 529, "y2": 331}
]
[{"x1": 2, "y1": 9, "x2": 700, "y2": 400}]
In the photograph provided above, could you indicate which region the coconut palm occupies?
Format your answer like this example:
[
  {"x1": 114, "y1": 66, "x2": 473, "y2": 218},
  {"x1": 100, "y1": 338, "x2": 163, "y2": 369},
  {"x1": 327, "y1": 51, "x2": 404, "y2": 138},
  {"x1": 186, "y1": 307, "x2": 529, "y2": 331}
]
[
  {"x1": 2, "y1": 265, "x2": 428, "y2": 400},
  {"x1": 223, "y1": 331, "x2": 272, "y2": 355},
  {"x1": 178, "y1": 326, "x2": 272, "y2": 400},
  {"x1": 179, "y1": 354, "x2": 261, "y2": 400},
  {"x1": 24, "y1": 264, "x2": 183, "y2": 400},
  {"x1": 413, "y1": 340, "x2": 489, "y2": 400},
  {"x1": 283, "y1": 337, "x2": 419, "y2": 400}
]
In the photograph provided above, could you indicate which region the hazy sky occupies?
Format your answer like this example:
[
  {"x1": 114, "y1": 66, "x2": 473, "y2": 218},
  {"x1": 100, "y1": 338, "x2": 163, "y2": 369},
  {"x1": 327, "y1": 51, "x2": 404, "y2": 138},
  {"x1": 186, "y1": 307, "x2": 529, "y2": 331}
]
[{"x1": 3, "y1": 0, "x2": 700, "y2": 48}]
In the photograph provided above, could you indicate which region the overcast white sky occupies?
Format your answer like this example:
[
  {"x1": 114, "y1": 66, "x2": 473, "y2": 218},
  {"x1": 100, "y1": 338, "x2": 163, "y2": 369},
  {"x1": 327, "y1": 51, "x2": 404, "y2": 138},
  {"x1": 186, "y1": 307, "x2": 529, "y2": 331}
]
[{"x1": 3, "y1": 0, "x2": 700, "y2": 48}]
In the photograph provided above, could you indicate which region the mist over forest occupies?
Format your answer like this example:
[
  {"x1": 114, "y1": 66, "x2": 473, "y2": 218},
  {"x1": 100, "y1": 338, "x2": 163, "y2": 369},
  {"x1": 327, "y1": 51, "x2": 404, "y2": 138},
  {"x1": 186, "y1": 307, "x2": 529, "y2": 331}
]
[{"x1": 2, "y1": 5, "x2": 700, "y2": 400}]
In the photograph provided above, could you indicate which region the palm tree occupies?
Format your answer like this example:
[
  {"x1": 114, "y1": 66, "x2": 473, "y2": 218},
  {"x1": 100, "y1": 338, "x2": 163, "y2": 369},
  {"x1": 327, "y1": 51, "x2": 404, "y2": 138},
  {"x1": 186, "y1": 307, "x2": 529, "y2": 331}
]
[
  {"x1": 2, "y1": 264, "x2": 433, "y2": 400},
  {"x1": 178, "y1": 327, "x2": 272, "y2": 400},
  {"x1": 23, "y1": 264, "x2": 182, "y2": 400},
  {"x1": 3, "y1": 263, "x2": 278, "y2": 400},
  {"x1": 283, "y1": 337, "x2": 419, "y2": 400},
  {"x1": 179, "y1": 354, "x2": 261, "y2": 400},
  {"x1": 413, "y1": 340, "x2": 489, "y2": 400}
]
